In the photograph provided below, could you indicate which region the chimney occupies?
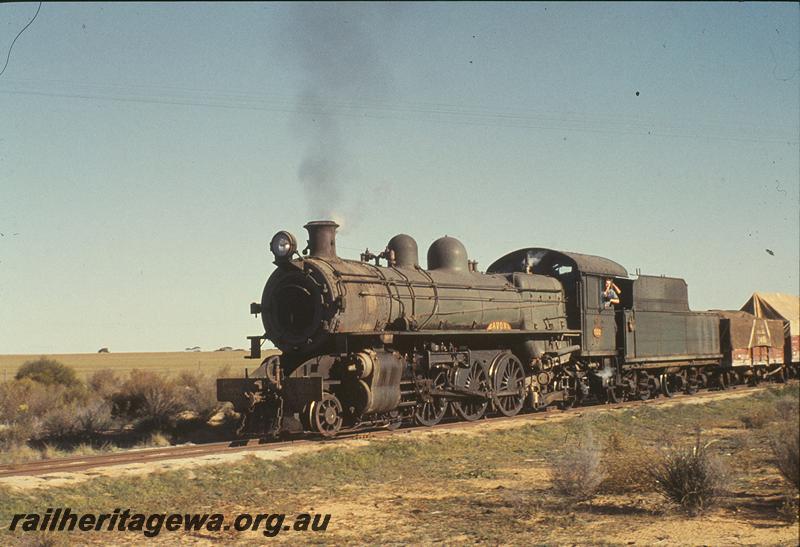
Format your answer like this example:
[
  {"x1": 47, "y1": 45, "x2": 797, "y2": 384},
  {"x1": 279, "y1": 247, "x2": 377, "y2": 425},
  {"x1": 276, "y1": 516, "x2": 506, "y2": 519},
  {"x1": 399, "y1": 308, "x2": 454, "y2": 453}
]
[{"x1": 304, "y1": 220, "x2": 339, "y2": 259}]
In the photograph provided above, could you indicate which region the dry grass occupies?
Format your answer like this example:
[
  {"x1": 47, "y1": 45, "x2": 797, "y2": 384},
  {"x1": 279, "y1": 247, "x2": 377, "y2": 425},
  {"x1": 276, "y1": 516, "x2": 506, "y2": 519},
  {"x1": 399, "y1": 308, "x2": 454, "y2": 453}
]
[
  {"x1": 650, "y1": 433, "x2": 727, "y2": 514},
  {"x1": 600, "y1": 430, "x2": 659, "y2": 494},
  {"x1": 550, "y1": 428, "x2": 605, "y2": 501},
  {"x1": 135, "y1": 432, "x2": 172, "y2": 448},
  {"x1": 740, "y1": 411, "x2": 768, "y2": 429},
  {"x1": 2, "y1": 387, "x2": 799, "y2": 545},
  {"x1": 0, "y1": 350, "x2": 278, "y2": 380},
  {"x1": 769, "y1": 415, "x2": 799, "y2": 491}
]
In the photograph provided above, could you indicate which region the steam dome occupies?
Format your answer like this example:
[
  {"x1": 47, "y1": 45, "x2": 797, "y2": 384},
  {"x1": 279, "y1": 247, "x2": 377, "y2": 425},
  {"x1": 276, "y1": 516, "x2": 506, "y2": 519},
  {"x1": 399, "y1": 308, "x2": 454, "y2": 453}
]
[
  {"x1": 387, "y1": 234, "x2": 419, "y2": 268},
  {"x1": 427, "y1": 236, "x2": 469, "y2": 272}
]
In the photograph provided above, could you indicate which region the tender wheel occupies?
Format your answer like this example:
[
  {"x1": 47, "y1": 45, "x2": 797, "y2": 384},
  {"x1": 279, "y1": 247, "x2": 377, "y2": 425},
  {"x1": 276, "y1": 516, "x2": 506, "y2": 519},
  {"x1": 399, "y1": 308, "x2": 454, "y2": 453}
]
[
  {"x1": 414, "y1": 370, "x2": 448, "y2": 427},
  {"x1": 660, "y1": 373, "x2": 674, "y2": 398},
  {"x1": 637, "y1": 372, "x2": 653, "y2": 400},
  {"x1": 716, "y1": 371, "x2": 730, "y2": 390},
  {"x1": 310, "y1": 392, "x2": 343, "y2": 438},
  {"x1": 686, "y1": 369, "x2": 699, "y2": 395},
  {"x1": 491, "y1": 352, "x2": 526, "y2": 417},
  {"x1": 452, "y1": 360, "x2": 490, "y2": 421},
  {"x1": 606, "y1": 384, "x2": 623, "y2": 403},
  {"x1": 671, "y1": 372, "x2": 687, "y2": 394}
]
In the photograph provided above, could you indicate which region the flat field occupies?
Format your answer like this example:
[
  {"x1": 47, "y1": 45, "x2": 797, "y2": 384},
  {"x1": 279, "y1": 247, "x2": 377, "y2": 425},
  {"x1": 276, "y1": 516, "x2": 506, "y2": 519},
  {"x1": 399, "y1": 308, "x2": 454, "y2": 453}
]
[{"x1": 0, "y1": 350, "x2": 280, "y2": 380}]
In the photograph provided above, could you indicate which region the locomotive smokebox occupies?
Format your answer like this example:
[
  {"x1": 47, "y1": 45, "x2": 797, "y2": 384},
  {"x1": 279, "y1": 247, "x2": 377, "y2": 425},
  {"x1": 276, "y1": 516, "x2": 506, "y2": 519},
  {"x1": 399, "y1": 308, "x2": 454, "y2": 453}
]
[{"x1": 304, "y1": 220, "x2": 339, "y2": 259}]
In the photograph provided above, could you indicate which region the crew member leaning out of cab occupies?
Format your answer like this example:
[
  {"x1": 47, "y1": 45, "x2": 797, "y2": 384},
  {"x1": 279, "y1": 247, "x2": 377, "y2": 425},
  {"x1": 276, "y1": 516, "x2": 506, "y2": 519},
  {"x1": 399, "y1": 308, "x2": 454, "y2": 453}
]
[{"x1": 602, "y1": 278, "x2": 621, "y2": 308}]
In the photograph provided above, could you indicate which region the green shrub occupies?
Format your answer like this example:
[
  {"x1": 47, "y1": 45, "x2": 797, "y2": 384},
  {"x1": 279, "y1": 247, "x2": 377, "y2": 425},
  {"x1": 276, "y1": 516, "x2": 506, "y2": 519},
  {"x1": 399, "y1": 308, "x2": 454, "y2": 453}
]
[
  {"x1": 15, "y1": 357, "x2": 81, "y2": 387},
  {"x1": 650, "y1": 435, "x2": 726, "y2": 514}
]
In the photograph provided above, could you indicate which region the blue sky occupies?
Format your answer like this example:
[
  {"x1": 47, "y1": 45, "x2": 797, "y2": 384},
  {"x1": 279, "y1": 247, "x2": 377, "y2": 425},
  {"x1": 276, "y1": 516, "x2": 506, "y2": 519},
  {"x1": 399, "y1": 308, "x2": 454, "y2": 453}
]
[{"x1": 1, "y1": 2, "x2": 798, "y2": 353}]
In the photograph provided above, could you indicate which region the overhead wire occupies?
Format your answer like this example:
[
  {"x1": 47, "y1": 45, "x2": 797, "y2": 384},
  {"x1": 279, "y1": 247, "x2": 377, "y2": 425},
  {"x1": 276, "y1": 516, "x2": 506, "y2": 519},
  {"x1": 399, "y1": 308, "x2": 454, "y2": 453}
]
[
  {"x1": 0, "y1": 2, "x2": 43, "y2": 79},
  {"x1": 0, "y1": 77, "x2": 797, "y2": 145}
]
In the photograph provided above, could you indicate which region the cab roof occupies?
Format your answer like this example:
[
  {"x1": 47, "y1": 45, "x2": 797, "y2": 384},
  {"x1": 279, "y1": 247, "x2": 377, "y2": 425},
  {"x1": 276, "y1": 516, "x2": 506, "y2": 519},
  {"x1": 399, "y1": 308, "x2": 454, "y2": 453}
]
[{"x1": 487, "y1": 247, "x2": 628, "y2": 278}]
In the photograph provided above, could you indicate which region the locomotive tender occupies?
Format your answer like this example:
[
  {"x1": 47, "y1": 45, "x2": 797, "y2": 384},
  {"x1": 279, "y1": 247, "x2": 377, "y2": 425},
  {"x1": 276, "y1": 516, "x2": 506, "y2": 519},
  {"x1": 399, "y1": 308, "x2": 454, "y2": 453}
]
[{"x1": 217, "y1": 220, "x2": 792, "y2": 437}]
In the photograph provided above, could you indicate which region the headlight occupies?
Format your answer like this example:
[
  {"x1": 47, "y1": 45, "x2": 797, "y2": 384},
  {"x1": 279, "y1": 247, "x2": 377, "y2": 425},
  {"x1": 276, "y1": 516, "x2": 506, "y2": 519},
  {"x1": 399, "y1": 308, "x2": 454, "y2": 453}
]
[{"x1": 269, "y1": 231, "x2": 297, "y2": 260}]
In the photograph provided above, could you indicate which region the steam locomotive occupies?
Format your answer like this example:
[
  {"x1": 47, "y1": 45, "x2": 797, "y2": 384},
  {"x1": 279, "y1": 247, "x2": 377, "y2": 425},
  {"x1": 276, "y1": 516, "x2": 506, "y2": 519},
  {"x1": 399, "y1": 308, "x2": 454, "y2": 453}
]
[{"x1": 217, "y1": 220, "x2": 795, "y2": 437}]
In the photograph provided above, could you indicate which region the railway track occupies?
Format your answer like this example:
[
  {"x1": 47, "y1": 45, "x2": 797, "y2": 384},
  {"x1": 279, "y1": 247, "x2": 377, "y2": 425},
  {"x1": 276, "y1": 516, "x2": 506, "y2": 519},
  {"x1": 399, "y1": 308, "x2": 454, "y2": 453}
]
[{"x1": 0, "y1": 384, "x2": 783, "y2": 479}]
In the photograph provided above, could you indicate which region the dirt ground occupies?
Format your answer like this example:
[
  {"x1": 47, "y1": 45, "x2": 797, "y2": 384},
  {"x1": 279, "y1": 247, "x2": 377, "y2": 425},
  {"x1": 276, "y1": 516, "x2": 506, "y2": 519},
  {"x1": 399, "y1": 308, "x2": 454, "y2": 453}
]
[{"x1": 2, "y1": 387, "x2": 798, "y2": 546}]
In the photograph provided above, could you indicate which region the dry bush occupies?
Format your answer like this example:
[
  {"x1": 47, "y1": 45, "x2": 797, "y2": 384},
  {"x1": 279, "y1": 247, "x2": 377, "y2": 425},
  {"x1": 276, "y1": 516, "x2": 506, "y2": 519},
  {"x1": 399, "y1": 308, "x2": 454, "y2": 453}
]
[
  {"x1": 740, "y1": 412, "x2": 768, "y2": 429},
  {"x1": 39, "y1": 443, "x2": 64, "y2": 460},
  {"x1": 775, "y1": 395, "x2": 799, "y2": 423},
  {"x1": 599, "y1": 431, "x2": 659, "y2": 494},
  {"x1": 650, "y1": 435, "x2": 726, "y2": 514},
  {"x1": 0, "y1": 379, "x2": 74, "y2": 446},
  {"x1": 74, "y1": 399, "x2": 114, "y2": 435},
  {"x1": 39, "y1": 404, "x2": 79, "y2": 439},
  {"x1": 0, "y1": 374, "x2": 112, "y2": 444},
  {"x1": 15, "y1": 357, "x2": 81, "y2": 388},
  {"x1": 113, "y1": 370, "x2": 182, "y2": 429},
  {"x1": 770, "y1": 419, "x2": 799, "y2": 491},
  {"x1": 176, "y1": 370, "x2": 223, "y2": 423},
  {"x1": 0, "y1": 441, "x2": 42, "y2": 464},
  {"x1": 0, "y1": 378, "x2": 68, "y2": 420},
  {"x1": 0, "y1": 422, "x2": 37, "y2": 447},
  {"x1": 87, "y1": 369, "x2": 119, "y2": 401},
  {"x1": 136, "y1": 431, "x2": 172, "y2": 448},
  {"x1": 24, "y1": 395, "x2": 111, "y2": 442},
  {"x1": 550, "y1": 429, "x2": 605, "y2": 501}
]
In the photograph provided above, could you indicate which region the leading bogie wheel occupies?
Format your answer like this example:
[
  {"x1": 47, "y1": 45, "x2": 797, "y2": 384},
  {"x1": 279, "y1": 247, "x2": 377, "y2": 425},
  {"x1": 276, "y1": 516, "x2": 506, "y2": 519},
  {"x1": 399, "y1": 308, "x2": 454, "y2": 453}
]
[
  {"x1": 385, "y1": 410, "x2": 403, "y2": 430},
  {"x1": 311, "y1": 392, "x2": 343, "y2": 438},
  {"x1": 414, "y1": 370, "x2": 449, "y2": 427}
]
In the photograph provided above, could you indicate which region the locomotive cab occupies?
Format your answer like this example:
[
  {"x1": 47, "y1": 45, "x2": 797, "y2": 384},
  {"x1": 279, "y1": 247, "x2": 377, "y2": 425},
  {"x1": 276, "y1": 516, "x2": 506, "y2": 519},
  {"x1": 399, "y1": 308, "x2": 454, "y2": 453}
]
[{"x1": 487, "y1": 248, "x2": 629, "y2": 356}]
